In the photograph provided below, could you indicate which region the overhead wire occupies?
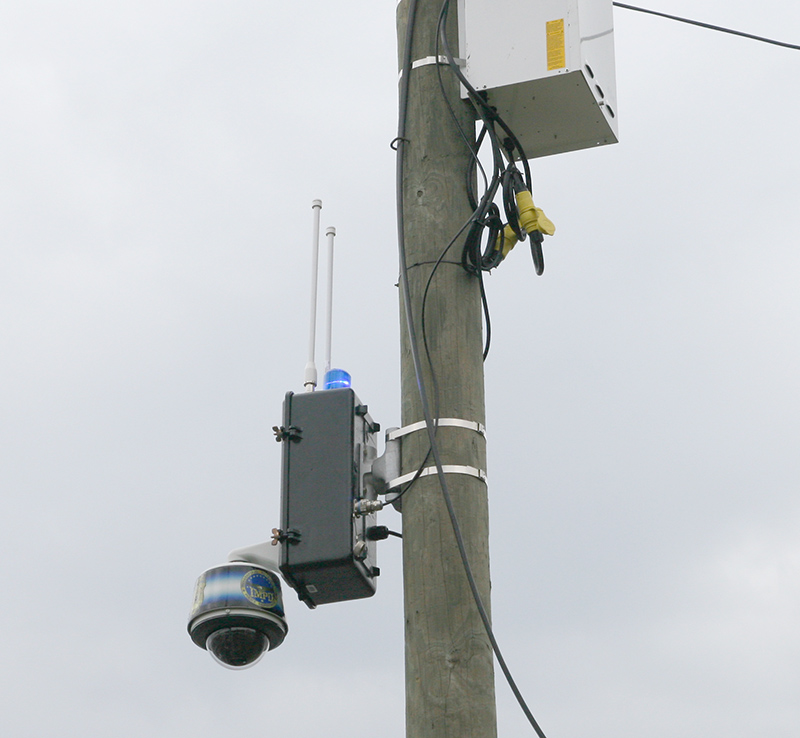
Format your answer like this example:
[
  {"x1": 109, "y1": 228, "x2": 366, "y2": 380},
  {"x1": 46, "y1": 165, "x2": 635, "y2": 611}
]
[{"x1": 613, "y1": 3, "x2": 800, "y2": 50}]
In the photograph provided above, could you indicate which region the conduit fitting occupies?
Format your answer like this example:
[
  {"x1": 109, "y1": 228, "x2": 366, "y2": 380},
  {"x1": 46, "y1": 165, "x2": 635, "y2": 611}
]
[{"x1": 354, "y1": 499, "x2": 384, "y2": 517}]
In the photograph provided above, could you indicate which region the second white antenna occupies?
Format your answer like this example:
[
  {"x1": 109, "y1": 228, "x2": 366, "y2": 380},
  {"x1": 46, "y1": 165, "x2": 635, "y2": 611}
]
[
  {"x1": 324, "y1": 226, "x2": 336, "y2": 376},
  {"x1": 303, "y1": 199, "x2": 322, "y2": 392}
]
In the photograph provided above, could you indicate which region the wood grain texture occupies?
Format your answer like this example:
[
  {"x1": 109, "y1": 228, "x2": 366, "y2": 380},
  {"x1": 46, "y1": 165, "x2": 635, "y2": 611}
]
[{"x1": 397, "y1": 2, "x2": 497, "y2": 737}]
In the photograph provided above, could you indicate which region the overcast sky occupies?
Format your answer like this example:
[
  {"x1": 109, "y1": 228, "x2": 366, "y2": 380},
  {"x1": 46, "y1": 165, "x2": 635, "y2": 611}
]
[{"x1": 1, "y1": 2, "x2": 798, "y2": 737}]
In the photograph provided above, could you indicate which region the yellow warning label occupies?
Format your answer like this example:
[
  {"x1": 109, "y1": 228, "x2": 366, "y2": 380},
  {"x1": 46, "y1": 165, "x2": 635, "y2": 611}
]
[{"x1": 546, "y1": 19, "x2": 566, "y2": 71}]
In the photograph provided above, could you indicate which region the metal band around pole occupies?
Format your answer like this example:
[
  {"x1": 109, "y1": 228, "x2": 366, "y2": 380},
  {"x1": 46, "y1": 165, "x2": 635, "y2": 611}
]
[
  {"x1": 385, "y1": 464, "x2": 487, "y2": 491},
  {"x1": 387, "y1": 418, "x2": 486, "y2": 441},
  {"x1": 397, "y1": 55, "x2": 466, "y2": 81},
  {"x1": 412, "y1": 55, "x2": 465, "y2": 69}
]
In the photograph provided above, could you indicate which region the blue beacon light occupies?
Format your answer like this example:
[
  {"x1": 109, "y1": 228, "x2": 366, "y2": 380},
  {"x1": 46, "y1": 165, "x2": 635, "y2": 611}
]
[{"x1": 323, "y1": 369, "x2": 351, "y2": 390}]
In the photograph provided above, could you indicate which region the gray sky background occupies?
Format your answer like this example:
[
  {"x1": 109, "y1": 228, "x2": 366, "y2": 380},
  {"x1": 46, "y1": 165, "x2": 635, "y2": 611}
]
[{"x1": 1, "y1": 2, "x2": 798, "y2": 736}]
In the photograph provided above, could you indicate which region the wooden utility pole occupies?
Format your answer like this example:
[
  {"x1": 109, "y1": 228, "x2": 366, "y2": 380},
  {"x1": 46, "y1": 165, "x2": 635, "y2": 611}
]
[{"x1": 396, "y1": 2, "x2": 497, "y2": 737}]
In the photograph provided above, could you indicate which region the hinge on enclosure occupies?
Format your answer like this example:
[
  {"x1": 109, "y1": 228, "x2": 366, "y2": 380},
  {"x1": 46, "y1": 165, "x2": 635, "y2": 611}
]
[
  {"x1": 272, "y1": 425, "x2": 302, "y2": 442},
  {"x1": 271, "y1": 528, "x2": 301, "y2": 545}
]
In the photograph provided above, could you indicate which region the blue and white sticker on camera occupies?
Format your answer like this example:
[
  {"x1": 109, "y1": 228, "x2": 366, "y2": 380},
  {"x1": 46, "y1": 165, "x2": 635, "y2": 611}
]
[{"x1": 241, "y1": 569, "x2": 278, "y2": 608}]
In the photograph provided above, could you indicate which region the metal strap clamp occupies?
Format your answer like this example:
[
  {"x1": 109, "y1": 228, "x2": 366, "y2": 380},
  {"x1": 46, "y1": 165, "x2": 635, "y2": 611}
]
[
  {"x1": 385, "y1": 464, "x2": 487, "y2": 491},
  {"x1": 412, "y1": 55, "x2": 465, "y2": 70},
  {"x1": 387, "y1": 417, "x2": 485, "y2": 441},
  {"x1": 398, "y1": 55, "x2": 466, "y2": 81}
]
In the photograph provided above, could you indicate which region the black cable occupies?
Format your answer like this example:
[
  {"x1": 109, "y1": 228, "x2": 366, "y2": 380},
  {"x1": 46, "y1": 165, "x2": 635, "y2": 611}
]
[
  {"x1": 467, "y1": 125, "x2": 491, "y2": 211},
  {"x1": 392, "y1": 0, "x2": 458, "y2": 509},
  {"x1": 435, "y1": 8, "x2": 522, "y2": 367},
  {"x1": 420, "y1": 218, "x2": 473, "y2": 388},
  {"x1": 396, "y1": 2, "x2": 550, "y2": 735},
  {"x1": 366, "y1": 526, "x2": 403, "y2": 541},
  {"x1": 393, "y1": 0, "x2": 428, "y2": 510},
  {"x1": 392, "y1": 213, "x2": 476, "y2": 508},
  {"x1": 431, "y1": 10, "x2": 509, "y2": 365},
  {"x1": 433, "y1": 40, "x2": 493, "y2": 205},
  {"x1": 437, "y1": 6, "x2": 532, "y2": 187},
  {"x1": 437, "y1": 0, "x2": 553, "y2": 350},
  {"x1": 478, "y1": 271, "x2": 491, "y2": 361},
  {"x1": 613, "y1": 3, "x2": 800, "y2": 50},
  {"x1": 438, "y1": 0, "x2": 546, "y2": 285},
  {"x1": 388, "y1": 448, "x2": 431, "y2": 505},
  {"x1": 433, "y1": 35, "x2": 506, "y2": 280}
]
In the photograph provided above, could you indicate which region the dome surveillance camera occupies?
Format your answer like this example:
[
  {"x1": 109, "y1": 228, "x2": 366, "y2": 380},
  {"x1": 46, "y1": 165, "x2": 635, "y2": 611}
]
[{"x1": 188, "y1": 562, "x2": 287, "y2": 669}]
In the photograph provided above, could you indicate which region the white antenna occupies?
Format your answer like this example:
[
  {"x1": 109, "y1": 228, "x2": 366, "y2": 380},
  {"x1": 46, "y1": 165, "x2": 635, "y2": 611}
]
[
  {"x1": 303, "y1": 199, "x2": 322, "y2": 392},
  {"x1": 323, "y1": 226, "x2": 336, "y2": 375}
]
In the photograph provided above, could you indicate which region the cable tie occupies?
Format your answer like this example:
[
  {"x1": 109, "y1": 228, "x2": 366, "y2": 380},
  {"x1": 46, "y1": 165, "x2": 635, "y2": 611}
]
[{"x1": 404, "y1": 259, "x2": 463, "y2": 270}]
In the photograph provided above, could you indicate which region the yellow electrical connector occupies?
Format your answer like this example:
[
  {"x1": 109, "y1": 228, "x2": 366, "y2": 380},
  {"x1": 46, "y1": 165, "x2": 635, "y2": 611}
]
[
  {"x1": 497, "y1": 223, "x2": 519, "y2": 258},
  {"x1": 492, "y1": 190, "x2": 555, "y2": 265},
  {"x1": 515, "y1": 190, "x2": 555, "y2": 237}
]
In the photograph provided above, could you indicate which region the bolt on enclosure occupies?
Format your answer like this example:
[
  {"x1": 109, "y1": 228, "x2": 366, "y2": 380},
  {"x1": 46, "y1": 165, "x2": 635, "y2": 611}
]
[
  {"x1": 278, "y1": 388, "x2": 379, "y2": 608},
  {"x1": 458, "y1": 0, "x2": 618, "y2": 159}
]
